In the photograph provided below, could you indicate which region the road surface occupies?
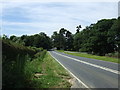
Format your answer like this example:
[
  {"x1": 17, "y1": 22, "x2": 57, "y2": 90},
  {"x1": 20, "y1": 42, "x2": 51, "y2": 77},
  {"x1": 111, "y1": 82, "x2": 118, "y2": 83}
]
[{"x1": 49, "y1": 51, "x2": 119, "y2": 88}]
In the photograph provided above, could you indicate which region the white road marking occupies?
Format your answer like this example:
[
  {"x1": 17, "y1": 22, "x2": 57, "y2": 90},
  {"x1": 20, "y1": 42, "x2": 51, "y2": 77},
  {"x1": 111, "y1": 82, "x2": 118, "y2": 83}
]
[
  {"x1": 48, "y1": 51, "x2": 89, "y2": 88},
  {"x1": 53, "y1": 51, "x2": 119, "y2": 75},
  {"x1": 65, "y1": 51, "x2": 118, "y2": 65}
]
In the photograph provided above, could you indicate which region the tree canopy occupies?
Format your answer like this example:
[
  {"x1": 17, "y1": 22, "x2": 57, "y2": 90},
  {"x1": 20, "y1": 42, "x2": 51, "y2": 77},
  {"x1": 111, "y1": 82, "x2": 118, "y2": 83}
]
[{"x1": 2, "y1": 17, "x2": 119, "y2": 56}]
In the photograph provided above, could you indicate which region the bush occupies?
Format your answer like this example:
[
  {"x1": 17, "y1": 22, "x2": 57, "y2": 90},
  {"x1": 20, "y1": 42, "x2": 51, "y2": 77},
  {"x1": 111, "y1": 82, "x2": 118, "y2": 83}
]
[
  {"x1": 105, "y1": 52, "x2": 119, "y2": 58},
  {"x1": 2, "y1": 40, "x2": 36, "y2": 61},
  {"x1": 34, "y1": 50, "x2": 47, "y2": 60},
  {"x1": 2, "y1": 39, "x2": 47, "y2": 88},
  {"x1": 28, "y1": 46, "x2": 44, "y2": 52},
  {"x1": 2, "y1": 54, "x2": 30, "y2": 88}
]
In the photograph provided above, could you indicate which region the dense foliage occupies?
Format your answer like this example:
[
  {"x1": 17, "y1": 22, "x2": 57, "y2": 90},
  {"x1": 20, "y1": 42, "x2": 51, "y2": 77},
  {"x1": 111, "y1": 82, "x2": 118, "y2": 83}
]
[
  {"x1": 52, "y1": 17, "x2": 120, "y2": 56},
  {"x1": 74, "y1": 18, "x2": 119, "y2": 55},
  {"x1": 2, "y1": 40, "x2": 36, "y2": 61},
  {"x1": 2, "y1": 39, "x2": 47, "y2": 88},
  {"x1": 7, "y1": 32, "x2": 52, "y2": 50},
  {"x1": 2, "y1": 17, "x2": 119, "y2": 88},
  {"x1": 3, "y1": 17, "x2": 119, "y2": 56},
  {"x1": 51, "y1": 28, "x2": 73, "y2": 50}
]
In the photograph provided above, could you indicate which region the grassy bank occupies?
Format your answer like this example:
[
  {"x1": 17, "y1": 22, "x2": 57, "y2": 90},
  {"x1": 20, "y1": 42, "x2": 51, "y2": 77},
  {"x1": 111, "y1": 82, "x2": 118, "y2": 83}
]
[
  {"x1": 2, "y1": 41, "x2": 46, "y2": 88},
  {"x1": 26, "y1": 52, "x2": 72, "y2": 88},
  {"x1": 57, "y1": 50, "x2": 119, "y2": 63},
  {"x1": 3, "y1": 40, "x2": 72, "y2": 88}
]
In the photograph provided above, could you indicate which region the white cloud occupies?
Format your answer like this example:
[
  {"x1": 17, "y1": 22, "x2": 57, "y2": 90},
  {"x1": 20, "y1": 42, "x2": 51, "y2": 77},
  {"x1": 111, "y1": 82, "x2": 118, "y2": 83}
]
[{"x1": 1, "y1": 2, "x2": 118, "y2": 36}]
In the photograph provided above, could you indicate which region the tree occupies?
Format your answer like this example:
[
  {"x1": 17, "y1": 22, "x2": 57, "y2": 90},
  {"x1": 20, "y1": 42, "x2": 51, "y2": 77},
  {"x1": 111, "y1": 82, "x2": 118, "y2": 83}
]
[
  {"x1": 2, "y1": 34, "x2": 8, "y2": 40},
  {"x1": 51, "y1": 28, "x2": 73, "y2": 50},
  {"x1": 73, "y1": 18, "x2": 118, "y2": 56},
  {"x1": 59, "y1": 28, "x2": 67, "y2": 50},
  {"x1": 76, "y1": 25, "x2": 81, "y2": 34},
  {"x1": 10, "y1": 35, "x2": 16, "y2": 41},
  {"x1": 90, "y1": 19, "x2": 116, "y2": 55},
  {"x1": 65, "y1": 31, "x2": 73, "y2": 50},
  {"x1": 107, "y1": 17, "x2": 120, "y2": 52},
  {"x1": 20, "y1": 32, "x2": 52, "y2": 50},
  {"x1": 51, "y1": 31, "x2": 60, "y2": 49}
]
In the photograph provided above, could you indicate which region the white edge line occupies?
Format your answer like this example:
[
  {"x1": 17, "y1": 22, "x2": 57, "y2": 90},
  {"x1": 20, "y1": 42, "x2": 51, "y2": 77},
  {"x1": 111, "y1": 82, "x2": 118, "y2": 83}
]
[
  {"x1": 65, "y1": 51, "x2": 118, "y2": 65},
  {"x1": 53, "y1": 51, "x2": 119, "y2": 75},
  {"x1": 48, "y1": 51, "x2": 89, "y2": 88}
]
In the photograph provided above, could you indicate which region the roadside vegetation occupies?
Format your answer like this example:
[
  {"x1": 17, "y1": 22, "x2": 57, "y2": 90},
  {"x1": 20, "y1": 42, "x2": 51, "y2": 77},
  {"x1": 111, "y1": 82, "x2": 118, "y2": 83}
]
[
  {"x1": 2, "y1": 16, "x2": 120, "y2": 88},
  {"x1": 2, "y1": 39, "x2": 71, "y2": 88},
  {"x1": 3, "y1": 17, "x2": 120, "y2": 58},
  {"x1": 52, "y1": 17, "x2": 120, "y2": 57},
  {"x1": 57, "y1": 50, "x2": 119, "y2": 63},
  {"x1": 33, "y1": 52, "x2": 71, "y2": 88}
]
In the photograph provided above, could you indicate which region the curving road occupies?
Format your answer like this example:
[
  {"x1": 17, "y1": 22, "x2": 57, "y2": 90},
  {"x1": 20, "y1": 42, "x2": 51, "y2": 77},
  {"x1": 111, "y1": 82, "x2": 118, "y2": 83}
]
[{"x1": 49, "y1": 51, "x2": 119, "y2": 89}]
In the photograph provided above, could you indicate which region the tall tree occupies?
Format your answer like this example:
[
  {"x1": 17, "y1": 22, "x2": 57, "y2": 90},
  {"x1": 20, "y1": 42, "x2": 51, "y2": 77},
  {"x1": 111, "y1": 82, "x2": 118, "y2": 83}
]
[
  {"x1": 73, "y1": 18, "x2": 118, "y2": 55},
  {"x1": 59, "y1": 28, "x2": 67, "y2": 50},
  {"x1": 51, "y1": 31, "x2": 60, "y2": 49},
  {"x1": 65, "y1": 31, "x2": 73, "y2": 50},
  {"x1": 51, "y1": 28, "x2": 73, "y2": 50},
  {"x1": 76, "y1": 25, "x2": 81, "y2": 34}
]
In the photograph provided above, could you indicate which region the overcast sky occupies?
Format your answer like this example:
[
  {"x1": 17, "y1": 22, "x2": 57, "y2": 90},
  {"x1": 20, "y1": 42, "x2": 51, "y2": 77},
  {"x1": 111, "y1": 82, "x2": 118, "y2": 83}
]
[{"x1": 1, "y1": 0, "x2": 119, "y2": 37}]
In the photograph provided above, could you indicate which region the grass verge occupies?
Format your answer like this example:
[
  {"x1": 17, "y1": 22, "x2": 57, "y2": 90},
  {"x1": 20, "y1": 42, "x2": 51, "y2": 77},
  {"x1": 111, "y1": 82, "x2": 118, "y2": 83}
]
[
  {"x1": 3, "y1": 39, "x2": 72, "y2": 88},
  {"x1": 25, "y1": 52, "x2": 72, "y2": 88},
  {"x1": 57, "y1": 50, "x2": 119, "y2": 64}
]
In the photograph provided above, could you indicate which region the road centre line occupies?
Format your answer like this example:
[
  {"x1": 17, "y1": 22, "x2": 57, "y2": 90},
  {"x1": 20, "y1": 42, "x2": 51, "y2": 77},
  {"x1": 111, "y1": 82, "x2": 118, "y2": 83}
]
[
  {"x1": 53, "y1": 51, "x2": 119, "y2": 75},
  {"x1": 48, "y1": 52, "x2": 89, "y2": 88}
]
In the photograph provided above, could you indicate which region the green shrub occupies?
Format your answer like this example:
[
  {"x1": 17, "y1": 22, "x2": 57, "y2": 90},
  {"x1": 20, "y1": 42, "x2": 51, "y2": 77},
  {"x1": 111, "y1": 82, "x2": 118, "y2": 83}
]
[
  {"x1": 105, "y1": 52, "x2": 119, "y2": 58},
  {"x1": 2, "y1": 54, "x2": 29, "y2": 88},
  {"x1": 28, "y1": 46, "x2": 43, "y2": 52},
  {"x1": 2, "y1": 40, "x2": 36, "y2": 61},
  {"x1": 2, "y1": 39, "x2": 47, "y2": 88},
  {"x1": 34, "y1": 50, "x2": 47, "y2": 60}
]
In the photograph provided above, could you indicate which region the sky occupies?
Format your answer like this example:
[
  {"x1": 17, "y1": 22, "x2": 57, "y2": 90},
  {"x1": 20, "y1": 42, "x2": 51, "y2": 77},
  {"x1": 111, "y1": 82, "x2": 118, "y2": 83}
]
[{"x1": 1, "y1": 0, "x2": 119, "y2": 37}]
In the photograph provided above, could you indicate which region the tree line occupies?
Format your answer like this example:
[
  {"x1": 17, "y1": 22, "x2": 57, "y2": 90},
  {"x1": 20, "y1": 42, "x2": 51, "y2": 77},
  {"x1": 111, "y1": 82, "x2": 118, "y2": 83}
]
[
  {"x1": 2, "y1": 32, "x2": 52, "y2": 50},
  {"x1": 2, "y1": 17, "x2": 120, "y2": 56},
  {"x1": 52, "y1": 17, "x2": 119, "y2": 56}
]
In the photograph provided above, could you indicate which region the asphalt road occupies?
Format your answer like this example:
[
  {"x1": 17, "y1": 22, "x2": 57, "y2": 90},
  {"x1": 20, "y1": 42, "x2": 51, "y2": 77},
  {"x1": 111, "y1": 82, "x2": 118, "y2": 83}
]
[{"x1": 49, "y1": 51, "x2": 119, "y2": 88}]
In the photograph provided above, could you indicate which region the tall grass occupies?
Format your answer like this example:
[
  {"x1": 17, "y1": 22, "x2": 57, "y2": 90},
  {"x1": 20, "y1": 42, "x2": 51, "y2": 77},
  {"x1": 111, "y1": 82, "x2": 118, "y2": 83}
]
[
  {"x1": 24, "y1": 52, "x2": 71, "y2": 88},
  {"x1": 3, "y1": 54, "x2": 27, "y2": 88},
  {"x1": 2, "y1": 39, "x2": 47, "y2": 88},
  {"x1": 3, "y1": 51, "x2": 47, "y2": 88},
  {"x1": 3, "y1": 40, "x2": 71, "y2": 88}
]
